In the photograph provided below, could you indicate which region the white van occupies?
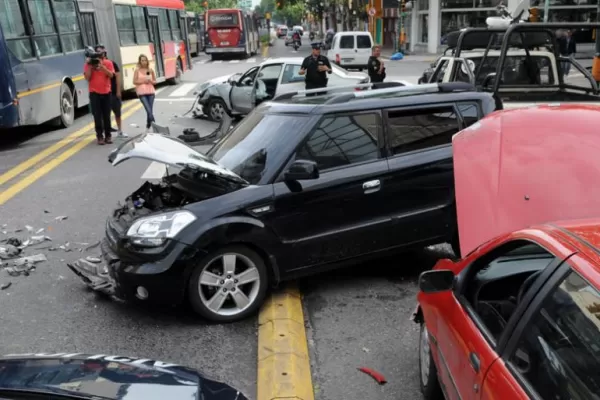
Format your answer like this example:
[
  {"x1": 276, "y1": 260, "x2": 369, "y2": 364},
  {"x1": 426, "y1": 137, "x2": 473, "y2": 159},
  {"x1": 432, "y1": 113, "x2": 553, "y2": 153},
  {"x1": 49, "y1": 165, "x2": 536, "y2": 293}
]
[{"x1": 327, "y1": 31, "x2": 373, "y2": 70}]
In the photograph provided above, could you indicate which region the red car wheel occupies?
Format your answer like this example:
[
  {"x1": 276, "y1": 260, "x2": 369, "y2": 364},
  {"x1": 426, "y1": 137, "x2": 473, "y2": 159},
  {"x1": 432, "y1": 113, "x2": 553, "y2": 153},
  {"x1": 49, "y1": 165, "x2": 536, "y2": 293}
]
[{"x1": 419, "y1": 323, "x2": 444, "y2": 400}]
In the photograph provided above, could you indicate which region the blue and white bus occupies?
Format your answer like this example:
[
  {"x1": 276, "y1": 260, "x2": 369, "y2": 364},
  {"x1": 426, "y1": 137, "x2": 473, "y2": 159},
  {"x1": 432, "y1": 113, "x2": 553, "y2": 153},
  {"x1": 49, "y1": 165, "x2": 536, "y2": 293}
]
[{"x1": 0, "y1": 0, "x2": 98, "y2": 129}]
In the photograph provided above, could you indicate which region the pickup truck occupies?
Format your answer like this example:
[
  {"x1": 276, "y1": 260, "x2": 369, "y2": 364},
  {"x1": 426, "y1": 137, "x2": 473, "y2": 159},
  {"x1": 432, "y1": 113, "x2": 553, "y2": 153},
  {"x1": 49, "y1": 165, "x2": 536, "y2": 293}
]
[{"x1": 420, "y1": 22, "x2": 600, "y2": 108}]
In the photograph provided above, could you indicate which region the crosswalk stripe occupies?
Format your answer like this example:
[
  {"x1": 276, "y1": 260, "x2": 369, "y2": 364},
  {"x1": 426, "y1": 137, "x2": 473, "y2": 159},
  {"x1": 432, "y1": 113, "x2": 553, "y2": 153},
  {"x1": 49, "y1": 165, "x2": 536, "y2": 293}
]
[
  {"x1": 247, "y1": 58, "x2": 256, "y2": 63},
  {"x1": 213, "y1": 60, "x2": 223, "y2": 63},
  {"x1": 230, "y1": 60, "x2": 240, "y2": 63},
  {"x1": 169, "y1": 83, "x2": 197, "y2": 97}
]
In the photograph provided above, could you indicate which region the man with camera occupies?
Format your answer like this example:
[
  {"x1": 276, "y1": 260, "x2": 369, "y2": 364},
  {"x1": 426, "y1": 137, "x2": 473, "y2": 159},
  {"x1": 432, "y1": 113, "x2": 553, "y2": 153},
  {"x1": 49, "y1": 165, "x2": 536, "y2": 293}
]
[{"x1": 84, "y1": 44, "x2": 115, "y2": 145}]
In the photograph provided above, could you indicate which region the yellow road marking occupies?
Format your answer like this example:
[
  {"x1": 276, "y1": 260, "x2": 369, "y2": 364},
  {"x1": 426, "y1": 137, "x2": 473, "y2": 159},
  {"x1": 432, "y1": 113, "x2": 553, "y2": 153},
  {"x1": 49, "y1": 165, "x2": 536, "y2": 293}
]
[
  {"x1": 0, "y1": 102, "x2": 144, "y2": 206},
  {"x1": 257, "y1": 284, "x2": 314, "y2": 400},
  {"x1": 0, "y1": 100, "x2": 138, "y2": 188}
]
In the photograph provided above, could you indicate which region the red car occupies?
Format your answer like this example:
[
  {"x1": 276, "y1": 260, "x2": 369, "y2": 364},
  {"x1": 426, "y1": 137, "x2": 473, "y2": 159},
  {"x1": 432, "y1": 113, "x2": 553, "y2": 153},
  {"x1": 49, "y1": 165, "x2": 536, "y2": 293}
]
[{"x1": 414, "y1": 104, "x2": 600, "y2": 400}]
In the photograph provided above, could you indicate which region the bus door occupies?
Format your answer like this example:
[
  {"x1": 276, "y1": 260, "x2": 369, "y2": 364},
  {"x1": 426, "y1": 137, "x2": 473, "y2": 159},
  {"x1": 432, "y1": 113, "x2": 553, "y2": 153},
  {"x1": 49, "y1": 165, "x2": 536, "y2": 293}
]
[
  {"x1": 148, "y1": 14, "x2": 165, "y2": 78},
  {"x1": 180, "y1": 12, "x2": 192, "y2": 69}
]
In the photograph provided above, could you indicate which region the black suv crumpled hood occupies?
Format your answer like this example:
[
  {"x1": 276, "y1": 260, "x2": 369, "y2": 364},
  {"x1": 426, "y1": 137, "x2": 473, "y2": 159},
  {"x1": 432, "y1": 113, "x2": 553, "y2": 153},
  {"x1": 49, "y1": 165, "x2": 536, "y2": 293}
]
[{"x1": 0, "y1": 353, "x2": 248, "y2": 400}]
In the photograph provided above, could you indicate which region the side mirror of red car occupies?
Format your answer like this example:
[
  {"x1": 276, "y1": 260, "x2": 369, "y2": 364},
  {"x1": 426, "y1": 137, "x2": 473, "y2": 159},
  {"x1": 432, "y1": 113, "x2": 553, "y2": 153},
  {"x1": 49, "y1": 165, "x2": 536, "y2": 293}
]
[{"x1": 418, "y1": 270, "x2": 454, "y2": 294}]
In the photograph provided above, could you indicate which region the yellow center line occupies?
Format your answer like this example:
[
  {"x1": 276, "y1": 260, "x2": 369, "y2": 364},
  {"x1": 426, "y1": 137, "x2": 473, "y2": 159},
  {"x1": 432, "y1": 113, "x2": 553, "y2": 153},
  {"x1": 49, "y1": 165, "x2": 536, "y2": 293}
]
[
  {"x1": 0, "y1": 102, "x2": 144, "y2": 206},
  {"x1": 0, "y1": 99, "x2": 139, "y2": 188}
]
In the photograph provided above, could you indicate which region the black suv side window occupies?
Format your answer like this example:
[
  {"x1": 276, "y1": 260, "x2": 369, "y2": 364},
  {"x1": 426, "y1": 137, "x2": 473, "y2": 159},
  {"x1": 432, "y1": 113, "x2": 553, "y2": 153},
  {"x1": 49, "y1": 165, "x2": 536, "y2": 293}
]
[
  {"x1": 508, "y1": 269, "x2": 600, "y2": 399},
  {"x1": 457, "y1": 102, "x2": 480, "y2": 128},
  {"x1": 385, "y1": 106, "x2": 459, "y2": 156},
  {"x1": 297, "y1": 113, "x2": 381, "y2": 171}
]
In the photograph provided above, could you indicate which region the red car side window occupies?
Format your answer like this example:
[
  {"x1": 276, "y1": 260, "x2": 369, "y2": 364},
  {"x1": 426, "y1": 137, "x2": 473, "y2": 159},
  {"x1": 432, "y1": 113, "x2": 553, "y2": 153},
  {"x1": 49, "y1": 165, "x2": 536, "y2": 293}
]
[
  {"x1": 461, "y1": 241, "x2": 555, "y2": 343},
  {"x1": 508, "y1": 269, "x2": 600, "y2": 399}
]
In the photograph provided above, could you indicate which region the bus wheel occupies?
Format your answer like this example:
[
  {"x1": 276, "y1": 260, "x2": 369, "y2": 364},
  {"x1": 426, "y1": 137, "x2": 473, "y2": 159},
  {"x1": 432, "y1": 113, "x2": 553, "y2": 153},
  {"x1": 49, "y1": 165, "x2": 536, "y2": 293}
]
[
  {"x1": 52, "y1": 83, "x2": 75, "y2": 128},
  {"x1": 168, "y1": 59, "x2": 183, "y2": 85}
]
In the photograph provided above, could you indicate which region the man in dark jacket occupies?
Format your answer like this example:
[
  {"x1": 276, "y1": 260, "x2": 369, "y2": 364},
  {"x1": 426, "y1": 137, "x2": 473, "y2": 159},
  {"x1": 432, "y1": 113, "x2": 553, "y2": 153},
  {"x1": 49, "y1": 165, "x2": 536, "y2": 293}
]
[
  {"x1": 558, "y1": 29, "x2": 576, "y2": 78},
  {"x1": 299, "y1": 42, "x2": 332, "y2": 96},
  {"x1": 367, "y1": 45, "x2": 386, "y2": 83}
]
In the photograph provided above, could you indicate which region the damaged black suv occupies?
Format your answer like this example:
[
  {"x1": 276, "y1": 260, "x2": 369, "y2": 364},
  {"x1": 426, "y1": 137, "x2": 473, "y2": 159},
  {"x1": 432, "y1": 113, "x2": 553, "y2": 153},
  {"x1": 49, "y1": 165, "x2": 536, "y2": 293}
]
[{"x1": 70, "y1": 83, "x2": 498, "y2": 322}]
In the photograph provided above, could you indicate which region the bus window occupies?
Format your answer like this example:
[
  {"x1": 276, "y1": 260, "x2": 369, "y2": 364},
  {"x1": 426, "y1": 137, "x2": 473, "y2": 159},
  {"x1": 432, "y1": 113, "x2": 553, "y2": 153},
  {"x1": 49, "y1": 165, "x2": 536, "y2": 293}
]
[
  {"x1": 28, "y1": 0, "x2": 61, "y2": 56},
  {"x1": 168, "y1": 10, "x2": 180, "y2": 41},
  {"x1": 0, "y1": 0, "x2": 34, "y2": 59},
  {"x1": 115, "y1": 5, "x2": 135, "y2": 45},
  {"x1": 159, "y1": 9, "x2": 172, "y2": 40},
  {"x1": 188, "y1": 18, "x2": 196, "y2": 34},
  {"x1": 132, "y1": 7, "x2": 149, "y2": 44},
  {"x1": 54, "y1": 0, "x2": 82, "y2": 53}
]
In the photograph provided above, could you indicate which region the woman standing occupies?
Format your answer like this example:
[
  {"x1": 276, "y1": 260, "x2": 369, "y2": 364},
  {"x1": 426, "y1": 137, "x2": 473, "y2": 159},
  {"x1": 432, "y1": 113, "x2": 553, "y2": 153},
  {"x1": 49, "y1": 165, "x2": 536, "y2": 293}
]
[{"x1": 134, "y1": 54, "x2": 157, "y2": 133}]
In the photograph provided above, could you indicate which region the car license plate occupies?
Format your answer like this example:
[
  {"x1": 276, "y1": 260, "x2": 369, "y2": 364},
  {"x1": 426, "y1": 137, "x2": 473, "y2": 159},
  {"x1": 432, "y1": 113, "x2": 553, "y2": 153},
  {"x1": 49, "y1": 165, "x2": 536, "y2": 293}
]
[
  {"x1": 342, "y1": 58, "x2": 354, "y2": 63},
  {"x1": 220, "y1": 41, "x2": 229, "y2": 45}
]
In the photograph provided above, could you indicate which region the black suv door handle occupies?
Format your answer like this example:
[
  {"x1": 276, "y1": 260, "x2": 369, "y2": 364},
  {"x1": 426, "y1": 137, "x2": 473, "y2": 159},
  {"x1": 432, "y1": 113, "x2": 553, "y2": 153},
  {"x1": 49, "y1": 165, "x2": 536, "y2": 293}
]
[
  {"x1": 469, "y1": 352, "x2": 480, "y2": 373},
  {"x1": 363, "y1": 179, "x2": 381, "y2": 194}
]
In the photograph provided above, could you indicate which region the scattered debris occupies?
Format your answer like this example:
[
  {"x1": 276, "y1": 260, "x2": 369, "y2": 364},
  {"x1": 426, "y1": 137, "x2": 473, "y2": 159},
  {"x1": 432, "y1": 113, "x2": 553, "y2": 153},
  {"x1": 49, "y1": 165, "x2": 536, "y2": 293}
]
[
  {"x1": 0, "y1": 244, "x2": 21, "y2": 260},
  {"x1": 1, "y1": 282, "x2": 11, "y2": 290},
  {"x1": 12, "y1": 253, "x2": 47, "y2": 266},
  {"x1": 357, "y1": 367, "x2": 387, "y2": 385},
  {"x1": 25, "y1": 225, "x2": 34, "y2": 233},
  {"x1": 4, "y1": 237, "x2": 22, "y2": 247},
  {"x1": 84, "y1": 241, "x2": 101, "y2": 251},
  {"x1": 55, "y1": 216, "x2": 68, "y2": 221},
  {"x1": 44, "y1": 210, "x2": 51, "y2": 214},
  {"x1": 362, "y1": 347, "x2": 370, "y2": 353},
  {"x1": 86, "y1": 256, "x2": 102, "y2": 263}
]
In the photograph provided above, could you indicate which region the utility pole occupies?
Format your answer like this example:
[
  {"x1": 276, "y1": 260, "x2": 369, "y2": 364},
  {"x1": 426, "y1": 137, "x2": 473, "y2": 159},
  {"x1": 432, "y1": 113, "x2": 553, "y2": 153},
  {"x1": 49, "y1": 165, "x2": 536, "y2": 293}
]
[
  {"x1": 396, "y1": 0, "x2": 405, "y2": 53},
  {"x1": 593, "y1": 0, "x2": 600, "y2": 83}
]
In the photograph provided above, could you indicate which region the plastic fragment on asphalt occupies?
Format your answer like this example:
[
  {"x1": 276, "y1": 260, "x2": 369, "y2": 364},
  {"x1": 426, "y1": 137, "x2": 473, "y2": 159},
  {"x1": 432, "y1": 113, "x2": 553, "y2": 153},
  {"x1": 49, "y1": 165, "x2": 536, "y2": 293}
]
[
  {"x1": 55, "y1": 216, "x2": 68, "y2": 221},
  {"x1": 4, "y1": 237, "x2": 22, "y2": 247},
  {"x1": 35, "y1": 228, "x2": 44, "y2": 234},
  {"x1": 84, "y1": 241, "x2": 101, "y2": 251},
  {"x1": 25, "y1": 225, "x2": 34, "y2": 233},
  {"x1": 86, "y1": 256, "x2": 102, "y2": 263},
  {"x1": 0, "y1": 244, "x2": 21, "y2": 259},
  {"x1": 1, "y1": 282, "x2": 11, "y2": 290},
  {"x1": 12, "y1": 253, "x2": 47, "y2": 266},
  {"x1": 357, "y1": 367, "x2": 387, "y2": 385}
]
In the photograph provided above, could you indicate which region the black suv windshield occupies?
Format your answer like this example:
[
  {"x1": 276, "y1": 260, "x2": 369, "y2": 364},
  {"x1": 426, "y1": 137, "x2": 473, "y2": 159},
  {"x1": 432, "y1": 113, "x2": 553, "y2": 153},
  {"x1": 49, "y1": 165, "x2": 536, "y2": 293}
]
[{"x1": 208, "y1": 111, "x2": 314, "y2": 184}]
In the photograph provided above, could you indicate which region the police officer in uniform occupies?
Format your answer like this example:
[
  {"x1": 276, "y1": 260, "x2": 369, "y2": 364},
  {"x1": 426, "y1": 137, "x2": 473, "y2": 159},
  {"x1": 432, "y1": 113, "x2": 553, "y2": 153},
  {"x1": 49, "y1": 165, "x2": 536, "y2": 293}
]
[
  {"x1": 367, "y1": 45, "x2": 386, "y2": 83},
  {"x1": 299, "y1": 42, "x2": 332, "y2": 96}
]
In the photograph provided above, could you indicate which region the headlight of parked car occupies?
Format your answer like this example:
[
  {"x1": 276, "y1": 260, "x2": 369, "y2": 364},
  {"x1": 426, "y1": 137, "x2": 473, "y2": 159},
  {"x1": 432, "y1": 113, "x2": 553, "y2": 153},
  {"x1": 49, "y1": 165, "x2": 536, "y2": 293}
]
[{"x1": 127, "y1": 211, "x2": 196, "y2": 247}]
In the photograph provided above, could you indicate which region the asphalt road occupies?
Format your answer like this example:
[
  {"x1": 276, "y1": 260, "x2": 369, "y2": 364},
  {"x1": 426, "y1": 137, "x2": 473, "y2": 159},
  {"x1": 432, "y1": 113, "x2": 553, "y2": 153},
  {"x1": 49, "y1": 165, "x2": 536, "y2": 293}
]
[{"x1": 2, "y1": 38, "x2": 592, "y2": 400}]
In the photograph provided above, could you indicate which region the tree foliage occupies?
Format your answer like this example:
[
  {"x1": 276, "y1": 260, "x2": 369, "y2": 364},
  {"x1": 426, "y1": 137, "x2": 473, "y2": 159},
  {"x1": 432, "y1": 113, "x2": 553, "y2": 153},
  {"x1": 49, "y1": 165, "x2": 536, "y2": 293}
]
[{"x1": 184, "y1": 0, "x2": 238, "y2": 13}]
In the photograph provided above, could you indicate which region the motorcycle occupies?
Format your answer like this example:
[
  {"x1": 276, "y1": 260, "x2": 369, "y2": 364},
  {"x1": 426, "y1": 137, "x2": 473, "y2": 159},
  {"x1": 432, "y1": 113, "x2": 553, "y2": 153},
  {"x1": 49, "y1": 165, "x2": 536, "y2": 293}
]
[{"x1": 293, "y1": 40, "x2": 300, "y2": 51}]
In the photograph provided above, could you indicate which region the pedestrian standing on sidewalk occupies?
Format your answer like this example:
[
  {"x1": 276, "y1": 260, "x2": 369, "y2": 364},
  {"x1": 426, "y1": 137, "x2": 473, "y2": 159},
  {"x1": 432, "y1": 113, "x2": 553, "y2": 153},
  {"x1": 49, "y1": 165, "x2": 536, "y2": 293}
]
[
  {"x1": 95, "y1": 45, "x2": 127, "y2": 138},
  {"x1": 558, "y1": 29, "x2": 576, "y2": 79},
  {"x1": 133, "y1": 54, "x2": 157, "y2": 133},
  {"x1": 84, "y1": 44, "x2": 115, "y2": 145},
  {"x1": 368, "y1": 45, "x2": 386, "y2": 83}
]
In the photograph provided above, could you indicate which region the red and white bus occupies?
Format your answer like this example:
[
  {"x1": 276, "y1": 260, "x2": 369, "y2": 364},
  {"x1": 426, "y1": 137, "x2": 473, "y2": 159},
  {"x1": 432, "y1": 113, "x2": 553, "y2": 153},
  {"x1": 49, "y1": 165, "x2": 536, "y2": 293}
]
[
  {"x1": 95, "y1": 0, "x2": 192, "y2": 91},
  {"x1": 204, "y1": 9, "x2": 259, "y2": 60}
]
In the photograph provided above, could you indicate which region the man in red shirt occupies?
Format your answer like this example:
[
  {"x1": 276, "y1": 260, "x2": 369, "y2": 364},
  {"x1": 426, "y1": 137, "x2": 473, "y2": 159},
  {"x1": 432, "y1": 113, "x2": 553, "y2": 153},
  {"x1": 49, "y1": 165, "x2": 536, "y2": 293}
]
[{"x1": 84, "y1": 45, "x2": 115, "y2": 145}]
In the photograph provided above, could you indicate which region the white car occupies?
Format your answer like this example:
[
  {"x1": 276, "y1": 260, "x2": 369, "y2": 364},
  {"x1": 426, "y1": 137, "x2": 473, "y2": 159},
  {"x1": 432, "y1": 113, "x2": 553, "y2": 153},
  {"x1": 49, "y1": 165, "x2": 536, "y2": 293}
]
[{"x1": 195, "y1": 57, "x2": 371, "y2": 121}]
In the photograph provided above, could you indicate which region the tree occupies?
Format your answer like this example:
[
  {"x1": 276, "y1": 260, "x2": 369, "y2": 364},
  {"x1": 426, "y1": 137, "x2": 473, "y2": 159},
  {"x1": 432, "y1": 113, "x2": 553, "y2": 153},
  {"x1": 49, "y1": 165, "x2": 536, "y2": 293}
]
[
  {"x1": 184, "y1": 0, "x2": 238, "y2": 12},
  {"x1": 275, "y1": 3, "x2": 304, "y2": 25}
]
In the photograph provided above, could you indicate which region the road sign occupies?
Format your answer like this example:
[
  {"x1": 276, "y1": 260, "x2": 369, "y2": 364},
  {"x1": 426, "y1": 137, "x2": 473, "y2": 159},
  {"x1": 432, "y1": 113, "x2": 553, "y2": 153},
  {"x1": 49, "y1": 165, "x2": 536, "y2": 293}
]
[{"x1": 368, "y1": 7, "x2": 376, "y2": 16}]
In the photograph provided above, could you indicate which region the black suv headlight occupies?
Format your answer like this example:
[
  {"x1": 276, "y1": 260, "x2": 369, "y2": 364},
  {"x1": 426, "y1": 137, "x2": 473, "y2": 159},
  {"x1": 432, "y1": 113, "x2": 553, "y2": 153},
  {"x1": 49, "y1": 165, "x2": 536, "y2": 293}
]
[{"x1": 126, "y1": 211, "x2": 196, "y2": 248}]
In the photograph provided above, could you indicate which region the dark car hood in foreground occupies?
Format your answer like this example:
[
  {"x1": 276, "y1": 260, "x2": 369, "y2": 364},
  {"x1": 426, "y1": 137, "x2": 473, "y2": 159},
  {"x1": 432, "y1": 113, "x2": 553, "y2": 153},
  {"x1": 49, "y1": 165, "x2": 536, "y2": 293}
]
[{"x1": 0, "y1": 353, "x2": 247, "y2": 400}]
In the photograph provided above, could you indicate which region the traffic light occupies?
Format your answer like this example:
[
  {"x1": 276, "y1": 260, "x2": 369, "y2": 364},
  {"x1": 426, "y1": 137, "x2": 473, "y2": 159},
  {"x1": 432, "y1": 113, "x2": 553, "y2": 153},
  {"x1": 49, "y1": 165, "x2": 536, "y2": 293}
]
[
  {"x1": 276, "y1": 0, "x2": 284, "y2": 9},
  {"x1": 202, "y1": 1, "x2": 208, "y2": 7},
  {"x1": 528, "y1": 8, "x2": 538, "y2": 22},
  {"x1": 400, "y1": 0, "x2": 406, "y2": 13}
]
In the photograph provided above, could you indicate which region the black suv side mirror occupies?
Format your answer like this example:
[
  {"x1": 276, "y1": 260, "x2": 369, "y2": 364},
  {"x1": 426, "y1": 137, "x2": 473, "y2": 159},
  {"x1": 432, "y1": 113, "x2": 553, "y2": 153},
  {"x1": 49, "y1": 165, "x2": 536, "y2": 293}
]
[
  {"x1": 284, "y1": 160, "x2": 319, "y2": 181},
  {"x1": 418, "y1": 270, "x2": 454, "y2": 293}
]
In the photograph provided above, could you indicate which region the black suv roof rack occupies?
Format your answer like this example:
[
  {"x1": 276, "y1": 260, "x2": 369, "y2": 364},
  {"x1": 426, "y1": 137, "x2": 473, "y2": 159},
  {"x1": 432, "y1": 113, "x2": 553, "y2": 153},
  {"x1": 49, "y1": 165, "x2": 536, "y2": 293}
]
[{"x1": 324, "y1": 82, "x2": 476, "y2": 104}]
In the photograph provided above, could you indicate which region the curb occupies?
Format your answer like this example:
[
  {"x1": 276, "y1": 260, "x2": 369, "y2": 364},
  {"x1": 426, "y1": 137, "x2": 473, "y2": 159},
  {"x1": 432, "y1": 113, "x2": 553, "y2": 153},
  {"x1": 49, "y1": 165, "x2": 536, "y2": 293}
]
[{"x1": 257, "y1": 284, "x2": 314, "y2": 400}]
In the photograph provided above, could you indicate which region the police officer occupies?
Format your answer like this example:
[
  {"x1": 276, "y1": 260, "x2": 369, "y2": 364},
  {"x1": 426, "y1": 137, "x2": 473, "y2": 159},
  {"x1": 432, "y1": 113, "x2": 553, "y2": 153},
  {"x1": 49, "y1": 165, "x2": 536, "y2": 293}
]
[
  {"x1": 299, "y1": 42, "x2": 332, "y2": 96},
  {"x1": 368, "y1": 45, "x2": 386, "y2": 83}
]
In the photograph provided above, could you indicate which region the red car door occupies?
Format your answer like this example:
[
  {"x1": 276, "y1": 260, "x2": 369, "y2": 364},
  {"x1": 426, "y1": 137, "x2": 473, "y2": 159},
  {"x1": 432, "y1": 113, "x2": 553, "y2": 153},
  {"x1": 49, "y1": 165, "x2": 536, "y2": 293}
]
[{"x1": 421, "y1": 238, "x2": 567, "y2": 399}]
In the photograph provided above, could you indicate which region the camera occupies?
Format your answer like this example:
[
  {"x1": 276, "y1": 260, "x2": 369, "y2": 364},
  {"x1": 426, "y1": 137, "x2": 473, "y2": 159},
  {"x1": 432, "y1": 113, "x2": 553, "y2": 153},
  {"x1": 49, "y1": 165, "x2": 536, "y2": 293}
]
[{"x1": 84, "y1": 46, "x2": 102, "y2": 66}]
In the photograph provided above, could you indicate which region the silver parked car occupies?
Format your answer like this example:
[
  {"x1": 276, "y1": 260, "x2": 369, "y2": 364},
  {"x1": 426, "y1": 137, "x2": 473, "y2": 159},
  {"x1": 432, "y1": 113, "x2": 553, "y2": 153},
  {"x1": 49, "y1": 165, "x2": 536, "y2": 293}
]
[{"x1": 194, "y1": 57, "x2": 370, "y2": 122}]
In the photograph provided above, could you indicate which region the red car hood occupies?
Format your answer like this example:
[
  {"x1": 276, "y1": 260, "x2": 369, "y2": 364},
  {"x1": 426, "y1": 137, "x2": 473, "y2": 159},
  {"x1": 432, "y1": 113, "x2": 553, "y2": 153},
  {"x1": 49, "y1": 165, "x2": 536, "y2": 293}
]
[{"x1": 453, "y1": 104, "x2": 600, "y2": 256}]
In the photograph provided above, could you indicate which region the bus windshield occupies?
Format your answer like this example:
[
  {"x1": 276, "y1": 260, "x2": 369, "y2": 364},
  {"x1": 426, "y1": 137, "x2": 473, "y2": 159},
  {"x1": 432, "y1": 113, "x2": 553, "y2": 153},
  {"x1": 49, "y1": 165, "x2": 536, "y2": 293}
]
[{"x1": 207, "y1": 12, "x2": 239, "y2": 27}]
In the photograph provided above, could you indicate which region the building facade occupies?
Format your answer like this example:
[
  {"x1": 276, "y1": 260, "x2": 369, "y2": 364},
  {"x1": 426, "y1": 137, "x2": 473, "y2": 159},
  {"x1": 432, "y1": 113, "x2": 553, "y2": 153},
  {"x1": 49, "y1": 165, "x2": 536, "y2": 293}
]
[{"x1": 382, "y1": 0, "x2": 599, "y2": 53}]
